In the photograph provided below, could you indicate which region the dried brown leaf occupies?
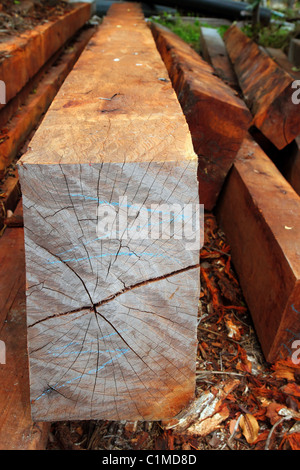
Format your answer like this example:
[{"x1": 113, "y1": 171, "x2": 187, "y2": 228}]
[
  {"x1": 281, "y1": 382, "x2": 300, "y2": 398},
  {"x1": 266, "y1": 403, "x2": 286, "y2": 425},
  {"x1": 239, "y1": 414, "x2": 259, "y2": 444},
  {"x1": 224, "y1": 315, "x2": 242, "y2": 341},
  {"x1": 272, "y1": 360, "x2": 298, "y2": 381}
]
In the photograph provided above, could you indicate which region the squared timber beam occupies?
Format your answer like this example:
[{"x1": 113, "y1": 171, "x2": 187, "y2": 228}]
[
  {"x1": 150, "y1": 22, "x2": 252, "y2": 211},
  {"x1": 224, "y1": 25, "x2": 300, "y2": 150},
  {"x1": 18, "y1": 2, "x2": 201, "y2": 422},
  {"x1": 217, "y1": 135, "x2": 300, "y2": 363}
]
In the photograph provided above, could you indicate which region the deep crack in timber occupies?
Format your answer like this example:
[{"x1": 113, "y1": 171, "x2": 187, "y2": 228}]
[{"x1": 28, "y1": 262, "x2": 200, "y2": 328}]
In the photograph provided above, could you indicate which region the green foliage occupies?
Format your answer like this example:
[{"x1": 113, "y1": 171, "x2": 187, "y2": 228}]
[
  {"x1": 217, "y1": 25, "x2": 230, "y2": 39},
  {"x1": 152, "y1": 14, "x2": 230, "y2": 52},
  {"x1": 153, "y1": 14, "x2": 202, "y2": 51},
  {"x1": 242, "y1": 22, "x2": 294, "y2": 49},
  {"x1": 153, "y1": 3, "x2": 298, "y2": 53}
]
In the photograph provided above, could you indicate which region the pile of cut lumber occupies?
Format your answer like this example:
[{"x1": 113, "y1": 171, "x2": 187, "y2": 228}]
[
  {"x1": 0, "y1": 2, "x2": 95, "y2": 236},
  {"x1": 198, "y1": 24, "x2": 300, "y2": 362},
  {"x1": 151, "y1": 20, "x2": 300, "y2": 362},
  {"x1": 0, "y1": 1, "x2": 94, "y2": 448},
  {"x1": 0, "y1": 1, "x2": 299, "y2": 430},
  {"x1": 151, "y1": 22, "x2": 252, "y2": 210}
]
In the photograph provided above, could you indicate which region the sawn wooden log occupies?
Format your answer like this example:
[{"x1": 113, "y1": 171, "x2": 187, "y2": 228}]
[{"x1": 18, "y1": 2, "x2": 201, "y2": 422}]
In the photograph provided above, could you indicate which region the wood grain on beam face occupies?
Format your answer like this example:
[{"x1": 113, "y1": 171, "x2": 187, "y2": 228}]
[
  {"x1": 0, "y1": 26, "x2": 97, "y2": 179},
  {"x1": 217, "y1": 135, "x2": 300, "y2": 363},
  {"x1": 224, "y1": 25, "x2": 300, "y2": 150},
  {"x1": 150, "y1": 22, "x2": 252, "y2": 211},
  {"x1": 18, "y1": 3, "x2": 200, "y2": 422}
]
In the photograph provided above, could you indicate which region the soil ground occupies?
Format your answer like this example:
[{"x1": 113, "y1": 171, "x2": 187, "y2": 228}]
[{"x1": 0, "y1": 0, "x2": 71, "y2": 42}]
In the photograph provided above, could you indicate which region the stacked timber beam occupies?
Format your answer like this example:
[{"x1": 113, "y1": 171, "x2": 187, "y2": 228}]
[
  {"x1": 0, "y1": 2, "x2": 93, "y2": 179},
  {"x1": 0, "y1": 201, "x2": 50, "y2": 449},
  {"x1": 260, "y1": 48, "x2": 300, "y2": 198},
  {"x1": 282, "y1": 136, "x2": 300, "y2": 197},
  {"x1": 18, "y1": 2, "x2": 201, "y2": 422},
  {"x1": 0, "y1": 3, "x2": 91, "y2": 111},
  {"x1": 224, "y1": 25, "x2": 300, "y2": 150},
  {"x1": 150, "y1": 22, "x2": 252, "y2": 211},
  {"x1": 217, "y1": 135, "x2": 300, "y2": 363},
  {"x1": 263, "y1": 47, "x2": 300, "y2": 82},
  {"x1": 199, "y1": 23, "x2": 300, "y2": 362},
  {"x1": 0, "y1": 2, "x2": 94, "y2": 446}
]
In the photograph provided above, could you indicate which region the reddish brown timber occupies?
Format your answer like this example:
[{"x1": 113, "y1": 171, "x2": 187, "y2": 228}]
[
  {"x1": 0, "y1": 167, "x2": 21, "y2": 232},
  {"x1": 281, "y1": 136, "x2": 300, "y2": 197},
  {"x1": 0, "y1": 201, "x2": 50, "y2": 450},
  {"x1": 200, "y1": 26, "x2": 239, "y2": 91},
  {"x1": 18, "y1": 3, "x2": 200, "y2": 422},
  {"x1": 150, "y1": 22, "x2": 252, "y2": 211},
  {"x1": 0, "y1": 2, "x2": 91, "y2": 111},
  {"x1": 0, "y1": 24, "x2": 97, "y2": 131},
  {"x1": 263, "y1": 47, "x2": 300, "y2": 81},
  {"x1": 224, "y1": 25, "x2": 300, "y2": 150},
  {"x1": 0, "y1": 26, "x2": 96, "y2": 178},
  {"x1": 217, "y1": 134, "x2": 300, "y2": 363},
  {"x1": 255, "y1": 48, "x2": 300, "y2": 198},
  {"x1": 288, "y1": 38, "x2": 300, "y2": 68}
]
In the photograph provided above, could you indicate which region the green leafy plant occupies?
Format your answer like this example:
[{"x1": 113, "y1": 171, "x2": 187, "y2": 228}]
[
  {"x1": 152, "y1": 14, "x2": 230, "y2": 52},
  {"x1": 242, "y1": 22, "x2": 294, "y2": 49},
  {"x1": 152, "y1": 14, "x2": 202, "y2": 51}
]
